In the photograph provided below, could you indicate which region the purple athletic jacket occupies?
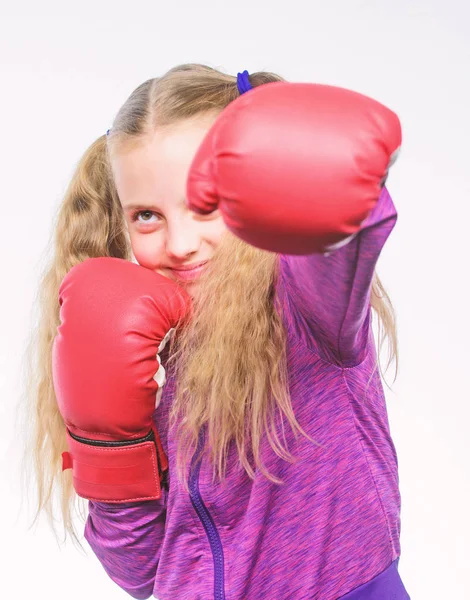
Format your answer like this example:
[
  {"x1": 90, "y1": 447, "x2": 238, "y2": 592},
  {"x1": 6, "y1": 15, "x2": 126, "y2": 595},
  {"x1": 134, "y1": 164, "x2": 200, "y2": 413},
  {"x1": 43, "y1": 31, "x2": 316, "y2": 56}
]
[{"x1": 84, "y1": 187, "x2": 410, "y2": 599}]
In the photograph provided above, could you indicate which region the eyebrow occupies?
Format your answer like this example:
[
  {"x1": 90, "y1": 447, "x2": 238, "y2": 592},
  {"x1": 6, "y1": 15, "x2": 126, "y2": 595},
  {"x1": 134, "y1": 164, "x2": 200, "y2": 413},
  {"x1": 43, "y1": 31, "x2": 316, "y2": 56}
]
[
  {"x1": 123, "y1": 198, "x2": 187, "y2": 212},
  {"x1": 123, "y1": 203, "x2": 157, "y2": 212}
]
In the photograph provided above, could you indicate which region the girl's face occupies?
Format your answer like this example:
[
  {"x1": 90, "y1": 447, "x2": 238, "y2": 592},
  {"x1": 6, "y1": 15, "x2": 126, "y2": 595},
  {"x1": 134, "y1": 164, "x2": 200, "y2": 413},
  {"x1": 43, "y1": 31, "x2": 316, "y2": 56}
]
[{"x1": 111, "y1": 113, "x2": 227, "y2": 297}]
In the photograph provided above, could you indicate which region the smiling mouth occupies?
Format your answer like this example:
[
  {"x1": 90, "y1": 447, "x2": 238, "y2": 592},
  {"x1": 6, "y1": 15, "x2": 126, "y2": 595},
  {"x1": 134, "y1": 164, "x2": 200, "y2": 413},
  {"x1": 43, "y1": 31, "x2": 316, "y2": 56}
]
[
  {"x1": 170, "y1": 260, "x2": 209, "y2": 272},
  {"x1": 167, "y1": 261, "x2": 209, "y2": 282}
]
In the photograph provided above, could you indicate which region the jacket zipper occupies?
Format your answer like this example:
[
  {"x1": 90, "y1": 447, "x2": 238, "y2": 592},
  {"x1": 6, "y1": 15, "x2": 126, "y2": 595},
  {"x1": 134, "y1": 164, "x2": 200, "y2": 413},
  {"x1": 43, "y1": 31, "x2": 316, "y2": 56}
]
[{"x1": 189, "y1": 427, "x2": 226, "y2": 600}]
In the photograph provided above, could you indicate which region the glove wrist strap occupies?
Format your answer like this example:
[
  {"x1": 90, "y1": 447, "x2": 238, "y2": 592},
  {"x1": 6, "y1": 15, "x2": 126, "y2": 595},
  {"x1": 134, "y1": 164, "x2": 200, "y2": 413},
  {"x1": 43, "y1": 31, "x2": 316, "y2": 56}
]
[{"x1": 61, "y1": 426, "x2": 168, "y2": 503}]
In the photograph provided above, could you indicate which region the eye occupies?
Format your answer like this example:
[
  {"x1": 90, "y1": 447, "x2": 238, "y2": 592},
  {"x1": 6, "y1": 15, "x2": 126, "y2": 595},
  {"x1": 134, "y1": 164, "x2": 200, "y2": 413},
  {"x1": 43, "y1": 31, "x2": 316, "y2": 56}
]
[{"x1": 131, "y1": 210, "x2": 160, "y2": 224}]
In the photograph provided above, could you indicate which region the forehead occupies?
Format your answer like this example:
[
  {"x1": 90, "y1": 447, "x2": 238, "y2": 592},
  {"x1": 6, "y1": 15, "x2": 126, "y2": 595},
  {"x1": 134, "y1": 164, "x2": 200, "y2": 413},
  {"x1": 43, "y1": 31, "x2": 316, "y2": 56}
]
[{"x1": 112, "y1": 113, "x2": 219, "y2": 209}]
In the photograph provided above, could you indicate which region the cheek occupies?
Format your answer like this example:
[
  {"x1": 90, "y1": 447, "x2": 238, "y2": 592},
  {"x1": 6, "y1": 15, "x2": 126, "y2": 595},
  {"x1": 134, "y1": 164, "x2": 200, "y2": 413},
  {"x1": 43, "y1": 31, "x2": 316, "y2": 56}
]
[
  {"x1": 207, "y1": 216, "x2": 228, "y2": 247},
  {"x1": 128, "y1": 233, "x2": 165, "y2": 270}
]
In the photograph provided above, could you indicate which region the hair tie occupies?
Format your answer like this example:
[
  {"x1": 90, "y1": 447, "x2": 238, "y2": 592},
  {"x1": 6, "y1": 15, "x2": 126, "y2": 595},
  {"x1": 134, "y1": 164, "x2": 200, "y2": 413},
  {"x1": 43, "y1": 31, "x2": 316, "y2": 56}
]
[{"x1": 237, "y1": 70, "x2": 253, "y2": 94}]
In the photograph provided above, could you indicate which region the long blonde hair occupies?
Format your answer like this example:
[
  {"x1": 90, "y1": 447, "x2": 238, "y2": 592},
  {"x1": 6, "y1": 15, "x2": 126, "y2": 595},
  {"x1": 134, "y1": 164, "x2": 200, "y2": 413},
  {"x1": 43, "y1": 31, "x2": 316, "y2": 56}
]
[{"x1": 18, "y1": 63, "x2": 398, "y2": 549}]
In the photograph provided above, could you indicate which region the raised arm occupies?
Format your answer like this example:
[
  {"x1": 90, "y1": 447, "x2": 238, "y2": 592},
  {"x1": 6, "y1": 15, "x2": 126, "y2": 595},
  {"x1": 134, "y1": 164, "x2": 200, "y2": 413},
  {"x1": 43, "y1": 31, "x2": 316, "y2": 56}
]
[
  {"x1": 185, "y1": 82, "x2": 401, "y2": 368},
  {"x1": 278, "y1": 186, "x2": 397, "y2": 366}
]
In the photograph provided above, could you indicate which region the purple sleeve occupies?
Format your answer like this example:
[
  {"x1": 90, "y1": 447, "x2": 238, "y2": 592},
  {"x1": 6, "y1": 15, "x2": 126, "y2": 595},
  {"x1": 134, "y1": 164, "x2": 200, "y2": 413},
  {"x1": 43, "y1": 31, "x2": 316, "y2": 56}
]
[
  {"x1": 84, "y1": 491, "x2": 167, "y2": 599},
  {"x1": 278, "y1": 187, "x2": 398, "y2": 367}
]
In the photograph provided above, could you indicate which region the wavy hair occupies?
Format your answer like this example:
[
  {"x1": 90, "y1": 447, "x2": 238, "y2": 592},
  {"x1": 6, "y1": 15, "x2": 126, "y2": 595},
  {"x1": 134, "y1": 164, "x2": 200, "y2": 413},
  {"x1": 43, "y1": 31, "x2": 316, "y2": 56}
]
[{"x1": 18, "y1": 63, "x2": 399, "y2": 548}]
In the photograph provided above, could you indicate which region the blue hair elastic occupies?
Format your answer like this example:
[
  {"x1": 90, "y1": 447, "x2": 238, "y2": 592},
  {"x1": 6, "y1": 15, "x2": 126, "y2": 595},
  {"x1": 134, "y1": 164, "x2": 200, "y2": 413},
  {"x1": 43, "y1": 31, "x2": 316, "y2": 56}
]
[
  {"x1": 107, "y1": 70, "x2": 253, "y2": 135},
  {"x1": 237, "y1": 70, "x2": 253, "y2": 94}
]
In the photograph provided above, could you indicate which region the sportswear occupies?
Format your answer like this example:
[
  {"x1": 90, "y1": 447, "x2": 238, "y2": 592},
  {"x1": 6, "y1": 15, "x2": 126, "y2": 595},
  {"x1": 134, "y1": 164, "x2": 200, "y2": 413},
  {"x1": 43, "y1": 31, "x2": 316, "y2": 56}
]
[{"x1": 84, "y1": 186, "x2": 410, "y2": 599}]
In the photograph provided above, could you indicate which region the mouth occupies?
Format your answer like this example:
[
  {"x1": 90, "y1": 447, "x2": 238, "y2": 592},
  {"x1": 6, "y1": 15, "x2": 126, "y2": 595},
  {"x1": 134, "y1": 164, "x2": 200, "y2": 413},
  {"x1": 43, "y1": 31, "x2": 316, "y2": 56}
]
[{"x1": 167, "y1": 261, "x2": 209, "y2": 282}]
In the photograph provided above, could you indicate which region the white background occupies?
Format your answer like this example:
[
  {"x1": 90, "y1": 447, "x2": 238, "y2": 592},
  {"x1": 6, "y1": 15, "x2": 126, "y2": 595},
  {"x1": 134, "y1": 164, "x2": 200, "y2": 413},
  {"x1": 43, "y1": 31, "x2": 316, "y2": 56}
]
[{"x1": 1, "y1": 1, "x2": 469, "y2": 598}]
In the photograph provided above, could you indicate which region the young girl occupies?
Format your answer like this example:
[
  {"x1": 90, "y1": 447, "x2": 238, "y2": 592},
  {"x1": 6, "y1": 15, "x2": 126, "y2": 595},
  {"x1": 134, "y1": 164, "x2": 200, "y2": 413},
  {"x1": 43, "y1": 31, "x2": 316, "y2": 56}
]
[{"x1": 23, "y1": 63, "x2": 410, "y2": 599}]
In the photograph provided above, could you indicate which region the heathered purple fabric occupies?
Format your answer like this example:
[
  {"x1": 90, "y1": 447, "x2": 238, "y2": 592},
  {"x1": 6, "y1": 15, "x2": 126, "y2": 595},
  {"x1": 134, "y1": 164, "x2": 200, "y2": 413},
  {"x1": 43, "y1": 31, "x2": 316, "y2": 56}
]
[{"x1": 84, "y1": 187, "x2": 410, "y2": 599}]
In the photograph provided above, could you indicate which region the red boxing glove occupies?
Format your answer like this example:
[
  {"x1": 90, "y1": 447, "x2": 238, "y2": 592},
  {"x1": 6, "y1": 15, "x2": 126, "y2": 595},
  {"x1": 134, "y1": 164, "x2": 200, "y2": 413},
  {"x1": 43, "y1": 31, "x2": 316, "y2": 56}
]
[
  {"x1": 52, "y1": 257, "x2": 191, "y2": 502},
  {"x1": 187, "y1": 82, "x2": 401, "y2": 255}
]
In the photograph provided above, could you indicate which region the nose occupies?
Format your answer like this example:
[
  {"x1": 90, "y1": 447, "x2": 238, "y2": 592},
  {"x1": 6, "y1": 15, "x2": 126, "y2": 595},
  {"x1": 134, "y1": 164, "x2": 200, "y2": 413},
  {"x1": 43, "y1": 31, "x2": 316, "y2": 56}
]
[{"x1": 165, "y1": 220, "x2": 200, "y2": 261}]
